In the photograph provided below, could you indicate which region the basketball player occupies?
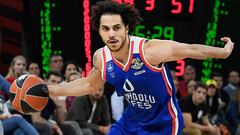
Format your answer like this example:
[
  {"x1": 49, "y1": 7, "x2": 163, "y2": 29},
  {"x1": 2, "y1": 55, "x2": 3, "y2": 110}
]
[{"x1": 48, "y1": 1, "x2": 234, "y2": 134}]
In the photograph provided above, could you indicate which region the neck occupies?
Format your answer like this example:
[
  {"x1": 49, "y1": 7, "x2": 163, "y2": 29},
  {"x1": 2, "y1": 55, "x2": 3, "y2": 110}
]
[
  {"x1": 112, "y1": 35, "x2": 130, "y2": 64},
  {"x1": 192, "y1": 96, "x2": 200, "y2": 106}
]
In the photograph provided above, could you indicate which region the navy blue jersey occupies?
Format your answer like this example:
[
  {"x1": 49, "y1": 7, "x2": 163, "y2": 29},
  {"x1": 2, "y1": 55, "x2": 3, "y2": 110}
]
[{"x1": 101, "y1": 36, "x2": 183, "y2": 134}]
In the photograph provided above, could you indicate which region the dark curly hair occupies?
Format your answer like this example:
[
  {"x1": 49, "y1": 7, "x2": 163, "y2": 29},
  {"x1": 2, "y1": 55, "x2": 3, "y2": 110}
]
[{"x1": 91, "y1": 0, "x2": 142, "y2": 32}]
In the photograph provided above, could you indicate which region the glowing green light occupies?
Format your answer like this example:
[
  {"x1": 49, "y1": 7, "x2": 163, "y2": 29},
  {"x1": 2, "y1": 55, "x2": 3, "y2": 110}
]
[
  {"x1": 133, "y1": 25, "x2": 174, "y2": 40},
  {"x1": 41, "y1": 0, "x2": 52, "y2": 76},
  {"x1": 201, "y1": 0, "x2": 226, "y2": 81}
]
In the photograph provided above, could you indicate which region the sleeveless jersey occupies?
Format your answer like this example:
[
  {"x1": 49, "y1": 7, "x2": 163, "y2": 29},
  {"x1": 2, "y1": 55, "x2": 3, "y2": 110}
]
[{"x1": 101, "y1": 36, "x2": 183, "y2": 135}]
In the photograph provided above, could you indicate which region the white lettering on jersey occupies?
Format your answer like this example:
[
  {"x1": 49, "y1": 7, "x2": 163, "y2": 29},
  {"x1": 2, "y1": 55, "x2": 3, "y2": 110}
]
[{"x1": 123, "y1": 79, "x2": 156, "y2": 109}]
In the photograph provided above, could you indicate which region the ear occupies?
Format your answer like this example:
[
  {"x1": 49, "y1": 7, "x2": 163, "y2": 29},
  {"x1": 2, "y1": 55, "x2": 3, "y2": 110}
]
[{"x1": 126, "y1": 25, "x2": 129, "y2": 33}]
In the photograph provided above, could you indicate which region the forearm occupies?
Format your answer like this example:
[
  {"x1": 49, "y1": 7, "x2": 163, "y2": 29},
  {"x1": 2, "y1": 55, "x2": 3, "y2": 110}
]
[
  {"x1": 48, "y1": 78, "x2": 94, "y2": 96},
  {"x1": 186, "y1": 122, "x2": 208, "y2": 132},
  {"x1": 189, "y1": 44, "x2": 227, "y2": 59}
]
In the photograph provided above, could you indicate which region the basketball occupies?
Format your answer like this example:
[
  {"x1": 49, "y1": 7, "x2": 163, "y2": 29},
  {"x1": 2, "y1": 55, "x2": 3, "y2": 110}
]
[{"x1": 9, "y1": 74, "x2": 49, "y2": 114}]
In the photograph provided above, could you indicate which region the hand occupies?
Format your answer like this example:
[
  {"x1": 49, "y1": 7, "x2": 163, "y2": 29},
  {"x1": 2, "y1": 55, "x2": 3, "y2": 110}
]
[
  {"x1": 206, "y1": 125, "x2": 221, "y2": 135},
  {"x1": 52, "y1": 124, "x2": 63, "y2": 135},
  {"x1": 221, "y1": 37, "x2": 234, "y2": 58},
  {"x1": 99, "y1": 126, "x2": 110, "y2": 134}
]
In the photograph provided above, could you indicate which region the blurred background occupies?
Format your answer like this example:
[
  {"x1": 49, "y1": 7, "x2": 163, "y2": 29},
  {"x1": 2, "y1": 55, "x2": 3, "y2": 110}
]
[{"x1": 0, "y1": 0, "x2": 239, "y2": 81}]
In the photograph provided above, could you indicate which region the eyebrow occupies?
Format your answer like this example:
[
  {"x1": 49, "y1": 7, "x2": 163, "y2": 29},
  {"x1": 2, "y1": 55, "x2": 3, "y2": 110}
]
[{"x1": 101, "y1": 24, "x2": 122, "y2": 28}]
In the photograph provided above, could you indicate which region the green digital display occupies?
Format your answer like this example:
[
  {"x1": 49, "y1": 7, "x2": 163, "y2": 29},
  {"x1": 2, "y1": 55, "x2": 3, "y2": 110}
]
[
  {"x1": 201, "y1": 0, "x2": 228, "y2": 82},
  {"x1": 40, "y1": 0, "x2": 52, "y2": 77},
  {"x1": 133, "y1": 25, "x2": 175, "y2": 40},
  {"x1": 40, "y1": 0, "x2": 62, "y2": 77}
]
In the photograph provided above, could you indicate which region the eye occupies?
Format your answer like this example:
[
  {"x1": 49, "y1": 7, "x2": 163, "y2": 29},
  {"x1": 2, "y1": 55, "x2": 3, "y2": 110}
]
[
  {"x1": 113, "y1": 26, "x2": 121, "y2": 31},
  {"x1": 102, "y1": 27, "x2": 109, "y2": 31}
]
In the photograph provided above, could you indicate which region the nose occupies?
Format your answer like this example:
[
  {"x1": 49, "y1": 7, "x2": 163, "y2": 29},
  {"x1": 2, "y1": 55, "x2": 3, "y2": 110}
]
[{"x1": 108, "y1": 29, "x2": 116, "y2": 38}]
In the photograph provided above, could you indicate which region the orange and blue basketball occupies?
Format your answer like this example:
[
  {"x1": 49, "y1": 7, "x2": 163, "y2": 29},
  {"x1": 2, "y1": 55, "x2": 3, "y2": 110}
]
[{"x1": 9, "y1": 74, "x2": 49, "y2": 114}]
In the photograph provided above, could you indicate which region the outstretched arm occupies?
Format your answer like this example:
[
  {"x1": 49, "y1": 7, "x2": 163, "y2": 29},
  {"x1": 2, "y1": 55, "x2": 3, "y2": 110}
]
[
  {"x1": 144, "y1": 37, "x2": 234, "y2": 65},
  {"x1": 48, "y1": 50, "x2": 105, "y2": 96}
]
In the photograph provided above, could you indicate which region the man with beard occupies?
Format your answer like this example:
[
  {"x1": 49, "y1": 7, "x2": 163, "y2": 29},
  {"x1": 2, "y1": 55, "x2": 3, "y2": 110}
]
[
  {"x1": 223, "y1": 70, "x2": 240, "y2": 101},
  {"x1": 24, "y1": 0, "x2": 234, "y2": 134}
]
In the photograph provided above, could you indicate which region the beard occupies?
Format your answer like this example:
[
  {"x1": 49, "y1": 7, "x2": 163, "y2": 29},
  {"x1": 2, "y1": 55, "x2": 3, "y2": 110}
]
[
  {"x1": 107, "y1": 43, "x2": 124, "y2": 52},
  {"x1": 106, "y1": 35, "x2": 128, "y2": 52}
]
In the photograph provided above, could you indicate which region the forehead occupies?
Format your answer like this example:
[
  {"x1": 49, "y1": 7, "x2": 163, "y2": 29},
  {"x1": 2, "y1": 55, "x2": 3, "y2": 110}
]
[
  {"x1": 230, "y1": 71, "x2": 239, "y2": 76},
  {"x1": 15, "y1": 59, "x2": 26, "y2": 64},
  {"x1": 196, "y1": 87, "x2": 207, "y2": 93},
  {"x1": 51, "y1": 56, "x2": 62, "y2": 60},
  {"x1": 30, "y1": 63, "x2": 38, "y2": 67},
  {"x1": 100, "y1": 14, "x2": 123, "y2": 27},
  {"x1": 49, "y1": 74, "x2": 61, "y2": 79},
  {"x1": 67, "y1": 64, "x2": 76, "y2": 68}
]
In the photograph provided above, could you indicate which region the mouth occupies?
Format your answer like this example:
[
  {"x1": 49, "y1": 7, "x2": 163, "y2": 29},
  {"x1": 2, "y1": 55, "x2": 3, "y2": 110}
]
[{"x1": 107, "y1": 40, "x2": 118, "y2": 44}]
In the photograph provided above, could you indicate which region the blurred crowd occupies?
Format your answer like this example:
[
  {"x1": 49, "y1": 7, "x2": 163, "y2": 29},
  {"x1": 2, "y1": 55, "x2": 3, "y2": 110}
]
[{"x1": 0, "y1": 54, "x2": 239, "y2": 135}]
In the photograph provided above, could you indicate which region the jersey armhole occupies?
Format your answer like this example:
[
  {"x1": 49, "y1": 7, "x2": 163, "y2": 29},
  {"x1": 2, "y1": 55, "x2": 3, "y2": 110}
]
[{"x1": 101, "y1": 48, "x2": 106, "y2": 80}]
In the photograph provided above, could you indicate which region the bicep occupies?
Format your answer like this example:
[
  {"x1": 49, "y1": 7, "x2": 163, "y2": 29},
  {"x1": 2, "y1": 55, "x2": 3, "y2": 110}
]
[{"x1": 146, "y1": 40, "x2": 197, "y2": 64}]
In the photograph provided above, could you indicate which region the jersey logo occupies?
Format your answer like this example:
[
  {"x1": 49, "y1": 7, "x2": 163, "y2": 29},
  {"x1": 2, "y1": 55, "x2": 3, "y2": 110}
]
[
  {"x1": 123, "y1": 79, "x2": 134, "y2": 92},
  {"x1": 107, "y1": 62, "x2": 114, "y2": 72},
  {"x1": 131, "y1": 58, "x2": 143, "y2": 70}
]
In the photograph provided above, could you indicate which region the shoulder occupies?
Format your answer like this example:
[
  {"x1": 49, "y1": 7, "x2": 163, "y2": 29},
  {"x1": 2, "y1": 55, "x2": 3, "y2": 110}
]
[
  {"x1": 179, "y1": 96, "x2": 193, "y2": 110},
  {"x1": 142, "y1": 39, "x2": 174, "y2": 65}
]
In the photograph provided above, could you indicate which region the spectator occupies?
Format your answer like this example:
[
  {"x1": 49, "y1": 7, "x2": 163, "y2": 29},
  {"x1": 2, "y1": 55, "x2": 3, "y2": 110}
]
[
  {"x1": 223, "y1": 70, "x2": 240, "y2": 101},
  {"x1": 28, "y1": 62, "x2": 41, "y2": 77},
  {"x1": 226, "y1": 89, "x2": 240, "y2": 134},
  {"x1": 50, "y1": 54, "x2": 64, "y2": 72},
  {"x1": 213, "y1": 72, "x2": 230, "y2": 113},
  {"x1": 67, "y1": 85, "x2": 111, "y2": 135},
  {"x1": 5, "y1": 55, "x2": 27, "y2": 84},
  {"x1": 0, "y1": 95, "x2": 39, "y2": 135},
  {"x1": 178, "y1": 65, "x2": 196, "y2": 98},
  {"x1": 61, "y1": 60, "x2": 81, "y2": 82},
  {"x1": 205, "y1": 79, "x2": 225, "y2": 124},
  {"x1": 187, "y1": 79, "x2": 197, "y2": 95},
  {"x1": 179, "y1": 82, "x2": 220, "y2": 135}
]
